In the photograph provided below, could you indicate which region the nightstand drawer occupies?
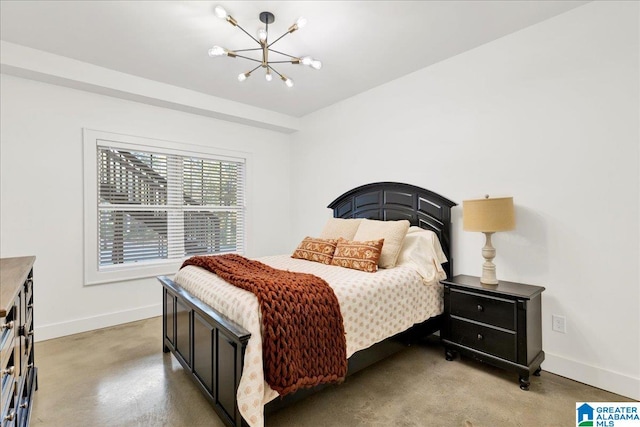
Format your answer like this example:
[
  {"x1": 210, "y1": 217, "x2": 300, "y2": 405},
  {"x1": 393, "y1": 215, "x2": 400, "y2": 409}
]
[
  {"x1": 450, "y1": 317, "x2": 516, "y2": 361},
  {"x1": 450, "y1": 289, "x2": 516, "y2": 330}
]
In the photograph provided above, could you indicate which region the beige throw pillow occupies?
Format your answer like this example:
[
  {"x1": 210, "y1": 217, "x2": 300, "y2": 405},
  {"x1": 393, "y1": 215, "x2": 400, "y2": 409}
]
[
  {"x1": 319, "y1": 218, "x2": 361, "y2": 240},
  {"x1": 353, "y1": 219, "x2": 410, "y2": 268}
]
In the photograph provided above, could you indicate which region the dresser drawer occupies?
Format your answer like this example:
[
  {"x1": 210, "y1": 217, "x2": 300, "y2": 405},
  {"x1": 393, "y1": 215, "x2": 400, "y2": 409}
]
[
  {"x1": 2, "y1": 408, "x2": 17, "y2": 427},
  {"x1": 1, "y1": 402, "x2": 17, "y2": 427},
  {"x1": 449, "y1": 317, "x2": 517, "y2": 361},
  {"x1": 0, "y1": 334, "x2": 15, "y2": 377},
  {"x1": 1, "y1": 346, "x2": 16, "y2": 421},
  {"x1": 1, "y1": 308, "x2": 17, "y2": 352},
  {"x1": 1, "y1": 380, "x2": 16, "y2": 427},
  {"x1": 449, "y1": 289, "x2": 516, "y2": 330}
]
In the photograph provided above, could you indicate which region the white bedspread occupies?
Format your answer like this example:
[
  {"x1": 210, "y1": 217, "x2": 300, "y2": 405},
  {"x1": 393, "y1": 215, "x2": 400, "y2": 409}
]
[{"x1": 174, "y1": 255, "x2": 443, "y2": 427}]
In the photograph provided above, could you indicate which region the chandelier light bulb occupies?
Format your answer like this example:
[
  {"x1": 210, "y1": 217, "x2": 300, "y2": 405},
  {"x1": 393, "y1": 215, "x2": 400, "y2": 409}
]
[
  {"x1": 296, "y1": 17, "x2": 308, "y2": 29},
  {"x1": 258, "y1": 28, "x2": 267, "y2": 42},
  {"x1": 238, "y1": 72, "x2": 249, "y2": 82},
  {"x1": 265, "y1": 71, "x2": 273, "y2": 82},
  {"x1": 301, "y1": 56, "x2": 313, "y2": 66},
  {"x1": 283, "y1": 77, "x2": 294, "y2": 88},
  {"x1": 311, "y1": 60, "x2": 322, "y2": 70},
  {"x1": 214, "y1": 6, "x2": 228, "y2": 19},
  {"x1": 208, "y1": 46, "x2": 226, "y2": 57}
]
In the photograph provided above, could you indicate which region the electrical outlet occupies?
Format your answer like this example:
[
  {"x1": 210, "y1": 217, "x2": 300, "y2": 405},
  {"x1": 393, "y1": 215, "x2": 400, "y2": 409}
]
[{"x1": 552, "y1": 314, "x2": 566, "y2": 333}]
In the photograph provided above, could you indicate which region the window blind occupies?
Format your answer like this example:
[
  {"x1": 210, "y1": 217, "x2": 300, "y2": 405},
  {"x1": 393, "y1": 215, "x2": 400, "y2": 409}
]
[{"x1": 97, "y1": 145, "x2": 245, "y2": 268}]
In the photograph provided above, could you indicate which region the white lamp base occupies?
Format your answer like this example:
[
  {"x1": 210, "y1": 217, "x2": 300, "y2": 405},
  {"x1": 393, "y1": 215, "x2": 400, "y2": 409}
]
[{"x1": 480, "y1": 232, "x2": 499, "y2": 285}]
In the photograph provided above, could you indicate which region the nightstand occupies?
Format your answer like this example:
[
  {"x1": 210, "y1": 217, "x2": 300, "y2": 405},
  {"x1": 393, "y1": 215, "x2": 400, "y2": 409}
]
[{"x1": 441, "y1": 274, "x2": 545, "y2": 390}]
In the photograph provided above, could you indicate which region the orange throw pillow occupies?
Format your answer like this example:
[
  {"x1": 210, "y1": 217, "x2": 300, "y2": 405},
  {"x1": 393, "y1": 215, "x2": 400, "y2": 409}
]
[
  {"x1": 291, "y1": 237, "x2": 338, "y2": 265},
  {"x1": 331, "y1": 238, "x2": 384, "y2": 273}
]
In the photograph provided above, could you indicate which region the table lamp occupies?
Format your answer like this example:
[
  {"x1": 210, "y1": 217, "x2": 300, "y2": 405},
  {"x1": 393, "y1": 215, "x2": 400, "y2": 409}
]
[{"x1": 463, "y1": 196, "x2": 515, "y2": 285}]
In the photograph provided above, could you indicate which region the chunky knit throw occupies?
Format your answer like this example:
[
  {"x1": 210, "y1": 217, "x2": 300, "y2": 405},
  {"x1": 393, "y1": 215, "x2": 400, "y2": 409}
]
[{"x1": 181, "y1": 254, "x2": 348, "y2": 396}]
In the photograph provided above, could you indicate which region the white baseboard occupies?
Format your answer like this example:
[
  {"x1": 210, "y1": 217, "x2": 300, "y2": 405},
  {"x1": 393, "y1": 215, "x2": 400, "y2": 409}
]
[
  {"x1": 544, "y1": 352, "x2": 640, "y2": 400},
  {"x1": 35, "y1": 304, "x2": 162, "y2": 342}
]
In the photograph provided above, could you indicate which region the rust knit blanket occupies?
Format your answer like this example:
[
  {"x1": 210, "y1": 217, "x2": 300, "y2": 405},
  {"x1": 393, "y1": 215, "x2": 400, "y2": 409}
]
[{"x1": 181, "y1": 254, "x2": 347, "y2": 396}]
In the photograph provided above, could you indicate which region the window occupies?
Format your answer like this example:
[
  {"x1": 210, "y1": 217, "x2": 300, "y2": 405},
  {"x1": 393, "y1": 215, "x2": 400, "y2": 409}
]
[{"x1": 84, "y1": 130, "x2": 246, "y2": 285}]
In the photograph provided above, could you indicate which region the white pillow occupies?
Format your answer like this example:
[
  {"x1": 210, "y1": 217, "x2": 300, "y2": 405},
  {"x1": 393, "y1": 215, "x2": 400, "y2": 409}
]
[
  {"x1": 353, "y1": 219, "x2": 410, "y2": 268},
  {"x1": 319, "y1": 218, "x2": 362, "y2": 240},
  {"x1": 396, "y1": 226, "x2": 448, "y2": 282}
]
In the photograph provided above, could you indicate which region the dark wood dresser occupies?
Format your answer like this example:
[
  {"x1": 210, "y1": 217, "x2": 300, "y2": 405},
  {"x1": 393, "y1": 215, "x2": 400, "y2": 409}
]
[
  {"x1": 1, "y1": 257, "x2": 37, "y2": 426},
  {"x1": 441, "y1": 274, "x2": 545, "y2": 390}
]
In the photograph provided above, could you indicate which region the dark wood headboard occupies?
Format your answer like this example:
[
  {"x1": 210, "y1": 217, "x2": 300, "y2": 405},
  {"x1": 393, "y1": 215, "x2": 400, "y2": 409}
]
[{"x1": 327, "y1": 182, "x2": 457, "y2": 279}]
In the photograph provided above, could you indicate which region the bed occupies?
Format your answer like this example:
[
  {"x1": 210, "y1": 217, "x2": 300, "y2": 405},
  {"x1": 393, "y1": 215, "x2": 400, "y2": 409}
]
[{"x1": 158, "y1": 182, "x2": 456, "y2": 427}]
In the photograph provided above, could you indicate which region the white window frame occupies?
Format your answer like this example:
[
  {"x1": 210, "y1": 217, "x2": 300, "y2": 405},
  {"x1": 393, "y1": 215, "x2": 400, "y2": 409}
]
[{"x1": 83, "y1": 129, "x2": 249, "y2": 285}]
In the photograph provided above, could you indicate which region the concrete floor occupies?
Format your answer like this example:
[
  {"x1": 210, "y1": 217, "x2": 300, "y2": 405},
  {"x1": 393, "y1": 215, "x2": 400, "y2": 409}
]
[{"x1": 31, "y1": 317, "x2": 632, "y2": 427}]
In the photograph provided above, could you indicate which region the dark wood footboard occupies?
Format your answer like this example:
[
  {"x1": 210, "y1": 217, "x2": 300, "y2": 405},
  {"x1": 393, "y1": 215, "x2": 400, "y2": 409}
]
[{"x1": 159, "y1": 275, "x2": 251, "y2": 427}]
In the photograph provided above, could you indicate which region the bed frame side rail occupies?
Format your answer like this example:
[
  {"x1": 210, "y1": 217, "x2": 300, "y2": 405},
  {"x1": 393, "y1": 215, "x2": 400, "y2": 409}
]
[{"x1": 159, "y1": 275, "x2": 251, "y2": 427}]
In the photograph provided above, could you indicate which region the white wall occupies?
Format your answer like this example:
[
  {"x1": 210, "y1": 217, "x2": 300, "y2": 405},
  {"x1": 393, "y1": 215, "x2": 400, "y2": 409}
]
[
  {"x1": 290, "y1": 2, "x2": 639, "y2": 399},
  {"x1": 1, "y1": 0, "x2": 637, "y2": 401},
  {"x1": 0, "y1": 74, "x2": 292, "y2": 340}
]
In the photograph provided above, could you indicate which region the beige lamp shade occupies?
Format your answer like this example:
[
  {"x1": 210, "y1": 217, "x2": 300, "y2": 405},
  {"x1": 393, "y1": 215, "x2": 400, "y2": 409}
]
[{"x1": 463, "y1": 197, "x2": 515, "y2": 232}]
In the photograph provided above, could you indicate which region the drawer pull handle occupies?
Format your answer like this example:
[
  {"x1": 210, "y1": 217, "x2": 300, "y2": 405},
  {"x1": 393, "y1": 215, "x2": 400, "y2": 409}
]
[
  {"x1": 477, "y1": 305, "x2": 484, "y2": 312},
  {"x1": 1, "y1": 366, "x2": 15, "y2": 376},
  {"x1": 4, "y1": 411, "x2": 15, "y2": 421},
  {"x1": 19, "y1": 402, "x2": 28, "y2": 409},
  {"x1": 477, "y1": 333, "x2": 484, "y2": 340},
  {"x1": 1, "y1": 321, "x2": 14, "y2": 331},
  {"x1": 27, "y1": 304, "x2": 34, "y2": 309}
]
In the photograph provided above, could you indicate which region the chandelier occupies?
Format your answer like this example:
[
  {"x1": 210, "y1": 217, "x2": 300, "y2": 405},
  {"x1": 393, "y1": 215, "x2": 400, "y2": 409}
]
[{"x1": 208, "y1": 5, "x2": 322, "y2": 88}]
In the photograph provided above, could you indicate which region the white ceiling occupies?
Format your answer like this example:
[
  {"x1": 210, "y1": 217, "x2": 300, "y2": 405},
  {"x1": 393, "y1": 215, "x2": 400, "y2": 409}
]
[{"x1": 0, "y1": 1, "x2": 587, "y2": 117}]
